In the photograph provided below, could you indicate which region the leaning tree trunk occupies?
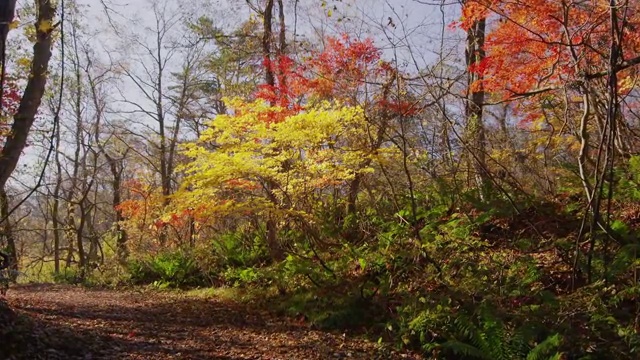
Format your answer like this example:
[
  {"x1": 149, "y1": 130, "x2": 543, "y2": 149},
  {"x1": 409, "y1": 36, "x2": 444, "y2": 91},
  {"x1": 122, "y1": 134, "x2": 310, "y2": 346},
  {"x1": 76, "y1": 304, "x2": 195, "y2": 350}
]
[
  {"x1": 0, "y1": 0, "x2": 56, "y2": 190},
  {"x1": 0, "y1": 0, "x2": 56, "y2": 279}
]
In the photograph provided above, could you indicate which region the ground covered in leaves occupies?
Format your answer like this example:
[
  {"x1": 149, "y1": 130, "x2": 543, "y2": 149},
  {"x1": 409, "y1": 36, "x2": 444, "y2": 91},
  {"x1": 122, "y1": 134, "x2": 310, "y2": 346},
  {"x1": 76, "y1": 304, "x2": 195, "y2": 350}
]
[{"x1": 0, "y1": 284, "x2": 419, "y2": 359}]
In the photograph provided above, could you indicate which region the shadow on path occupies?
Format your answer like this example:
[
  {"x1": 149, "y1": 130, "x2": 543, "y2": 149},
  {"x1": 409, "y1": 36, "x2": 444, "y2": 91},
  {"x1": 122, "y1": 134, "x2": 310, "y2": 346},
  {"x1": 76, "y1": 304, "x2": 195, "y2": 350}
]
[{"x1": 3, "y1": 284, "x2": 402, "y2": 360}]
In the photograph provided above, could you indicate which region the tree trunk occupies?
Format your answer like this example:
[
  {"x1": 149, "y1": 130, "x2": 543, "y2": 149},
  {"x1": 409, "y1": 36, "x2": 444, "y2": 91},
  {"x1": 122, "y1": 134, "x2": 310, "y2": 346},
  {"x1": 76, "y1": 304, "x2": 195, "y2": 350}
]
[
  {"x1": 51, "y1": 97, "x2": 63, "y2": 274},
  {"x1": 88, "y1": 61, "x2": 129, "y2": 262},
  {"x1": 262, "y1": 0, "x2": 275, "y2": 89},
  {"x1": 0, "y1": 187, "x2": 17, "y2": 281},
  {"x1": 52, "y1": 195, "x2": 61, "y2": 274},
  {"x1": 464, "y1": 11, "x2": 488, "y2": 199},
  {"x1": 113, "y1": 172, "x2": 128, "y2": 262},
  {"x1": 65, "y1": 203, "x2": 77, "y2": 269},
  {"x1": 259, "y1": 0, "x2": 283, "y2": 260},
  {"x1": 0, "y1": 0, "x2": 56, "y2": 190},
  {"x1": 277, "y1": 0, "x2": 286, "y2": 55}
]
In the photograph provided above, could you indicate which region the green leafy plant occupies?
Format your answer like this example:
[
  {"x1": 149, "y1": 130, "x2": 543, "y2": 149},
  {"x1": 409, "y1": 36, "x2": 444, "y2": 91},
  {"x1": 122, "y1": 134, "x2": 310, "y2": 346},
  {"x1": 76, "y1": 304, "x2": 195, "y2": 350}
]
[
  {"x1": 127, "y1": 251, "x2": 205, "y2": 288},
  {"x1": 52, "y1": 268, "x2": 82, "y2": 285},
  {"x1": 423, "y1": 308, "x2": 563, "y2": 360}
]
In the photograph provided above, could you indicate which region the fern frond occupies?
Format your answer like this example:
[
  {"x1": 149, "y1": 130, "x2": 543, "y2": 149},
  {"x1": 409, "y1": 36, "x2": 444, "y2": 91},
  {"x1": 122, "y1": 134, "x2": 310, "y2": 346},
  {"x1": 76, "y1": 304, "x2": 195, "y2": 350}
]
[
  {"x1": 526, "y1": 333, "x2": 562, "y2": 360},
  {"x1": 440, "y1": 340, "x2": 490, "y2": 359}
]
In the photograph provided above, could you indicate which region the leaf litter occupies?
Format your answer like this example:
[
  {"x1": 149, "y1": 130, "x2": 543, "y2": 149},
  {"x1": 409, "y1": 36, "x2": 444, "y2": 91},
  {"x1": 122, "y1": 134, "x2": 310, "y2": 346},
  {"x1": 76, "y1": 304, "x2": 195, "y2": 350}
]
[{"x1": 1, "y1": 284, "x2": 420, "y2": 359}]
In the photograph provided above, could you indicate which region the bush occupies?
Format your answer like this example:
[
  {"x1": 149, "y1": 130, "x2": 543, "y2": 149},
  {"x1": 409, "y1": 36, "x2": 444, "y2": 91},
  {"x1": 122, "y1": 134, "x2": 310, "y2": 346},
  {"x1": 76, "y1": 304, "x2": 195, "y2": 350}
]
[
  {"x1": 127, "y1": 250, "x2": 207, "y2": 288},
  {"x1": 52, "y1": 268, "x2": 82, "y2": 285},
  {"x1": 222, "y1": 267, "x2": 263, "y2": 287},
  {"x1": 212, "y1": 231, "x2": 270, "y2": 268}
]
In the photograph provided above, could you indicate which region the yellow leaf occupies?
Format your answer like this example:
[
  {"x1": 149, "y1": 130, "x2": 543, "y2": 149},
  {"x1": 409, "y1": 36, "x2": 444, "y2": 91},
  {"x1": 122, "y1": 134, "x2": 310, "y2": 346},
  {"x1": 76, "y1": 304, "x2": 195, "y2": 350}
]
[
  {"x1": 38, "y1": 20, "x2": 53, "y2": 33},
  {"x1": 619, "y1": 76, "x2": 636, "y2": 93},
  {"x1": 17, "y1": 57, "x2": 31, "y2": 68}
]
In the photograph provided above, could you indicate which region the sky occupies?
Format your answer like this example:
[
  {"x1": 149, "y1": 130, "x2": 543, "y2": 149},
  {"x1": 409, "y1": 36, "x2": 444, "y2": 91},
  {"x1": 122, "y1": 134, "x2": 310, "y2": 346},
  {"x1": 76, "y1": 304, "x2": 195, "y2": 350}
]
[{"x1": 80, "y1": 0, "x2": 463, "y2": 66}]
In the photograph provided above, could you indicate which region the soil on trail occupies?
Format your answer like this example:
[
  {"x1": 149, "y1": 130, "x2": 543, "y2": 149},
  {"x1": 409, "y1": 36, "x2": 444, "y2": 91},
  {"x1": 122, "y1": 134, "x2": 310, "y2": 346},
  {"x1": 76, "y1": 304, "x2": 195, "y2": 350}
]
[{"x1": 2, "y1": 284, "x2": 417, "y2": 360}]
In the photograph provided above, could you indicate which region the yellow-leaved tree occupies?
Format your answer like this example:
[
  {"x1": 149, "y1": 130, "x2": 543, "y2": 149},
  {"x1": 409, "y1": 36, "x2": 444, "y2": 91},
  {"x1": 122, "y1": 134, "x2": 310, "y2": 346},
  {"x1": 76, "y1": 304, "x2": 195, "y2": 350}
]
[{"x1": 174, "y1": 98, "x2": 387, "y2": 257}]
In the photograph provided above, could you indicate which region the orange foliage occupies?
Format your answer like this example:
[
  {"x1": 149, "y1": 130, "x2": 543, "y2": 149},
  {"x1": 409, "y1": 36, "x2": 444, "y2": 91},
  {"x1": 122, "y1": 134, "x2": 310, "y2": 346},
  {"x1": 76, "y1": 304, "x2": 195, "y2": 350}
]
[
  {"x1": 460, "y1": 0, "x2": 640, "y2": 99},
  {"x1": 115, "y1": 179, "x2": 155, "y2": 221}
]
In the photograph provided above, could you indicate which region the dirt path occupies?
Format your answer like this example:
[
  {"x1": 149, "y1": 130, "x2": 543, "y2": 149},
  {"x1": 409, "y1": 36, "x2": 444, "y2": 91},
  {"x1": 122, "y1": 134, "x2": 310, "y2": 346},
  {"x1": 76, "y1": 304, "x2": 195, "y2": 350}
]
[{"x1": 4, "y1": 284, "x2": 417, "y2": 360}]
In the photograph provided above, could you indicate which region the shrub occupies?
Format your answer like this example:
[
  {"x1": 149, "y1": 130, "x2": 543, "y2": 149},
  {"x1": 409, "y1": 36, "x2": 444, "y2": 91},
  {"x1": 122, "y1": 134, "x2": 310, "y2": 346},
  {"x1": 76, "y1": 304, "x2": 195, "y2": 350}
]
[
  {"x1": 211, "y1": 231, "x2": 270, "y2": 268},
  {"x1": 127, "y1": 250, "x2": 207, "y2": 288},
  {"x1": 52, "y1": 268, "x2": 82, "y2": 285}
]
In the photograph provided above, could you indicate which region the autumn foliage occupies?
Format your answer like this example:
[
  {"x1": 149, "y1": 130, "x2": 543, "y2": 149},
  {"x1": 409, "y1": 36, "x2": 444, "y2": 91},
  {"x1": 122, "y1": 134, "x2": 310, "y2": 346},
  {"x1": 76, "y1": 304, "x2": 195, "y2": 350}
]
[
  {"x1": 0, "y1": 77, "x2": 21, "y2": 141},
  {"x1": 255, "y1": 35, "x2": 415, "y2": 123},
  {"x1": 461, "y1": 0, "x2": 640, "y2": 98}
]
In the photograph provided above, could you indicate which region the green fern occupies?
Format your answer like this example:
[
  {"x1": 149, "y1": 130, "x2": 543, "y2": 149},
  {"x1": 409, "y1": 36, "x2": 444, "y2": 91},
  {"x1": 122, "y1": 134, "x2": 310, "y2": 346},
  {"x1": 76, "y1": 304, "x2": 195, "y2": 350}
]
[
  {"x1": 439, "y1": 340, "x2": 491, "y2": 359},
  {"x1": 526, "y1": 333, "x2": 562, "y2": 360},
  {"x1": 611, "y1": 242, "x2": 640, "y2": 277},
  {"x1": 431, "y1": 311, "x2": 563, "y2": 360}
]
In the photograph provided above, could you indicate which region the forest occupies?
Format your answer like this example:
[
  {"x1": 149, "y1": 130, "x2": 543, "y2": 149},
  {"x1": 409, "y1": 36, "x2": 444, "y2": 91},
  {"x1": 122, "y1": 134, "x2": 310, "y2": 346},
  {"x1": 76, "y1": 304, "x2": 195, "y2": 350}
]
[{"x1": 1, "y1": 0, "x2": 640, "y2": 359}]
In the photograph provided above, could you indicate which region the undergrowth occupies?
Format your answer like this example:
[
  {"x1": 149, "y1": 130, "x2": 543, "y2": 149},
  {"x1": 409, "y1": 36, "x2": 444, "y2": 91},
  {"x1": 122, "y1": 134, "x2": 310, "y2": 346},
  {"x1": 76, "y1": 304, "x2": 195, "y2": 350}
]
[{"x1": 48, "y1": 192, "x2": 640, "y2": 359}]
